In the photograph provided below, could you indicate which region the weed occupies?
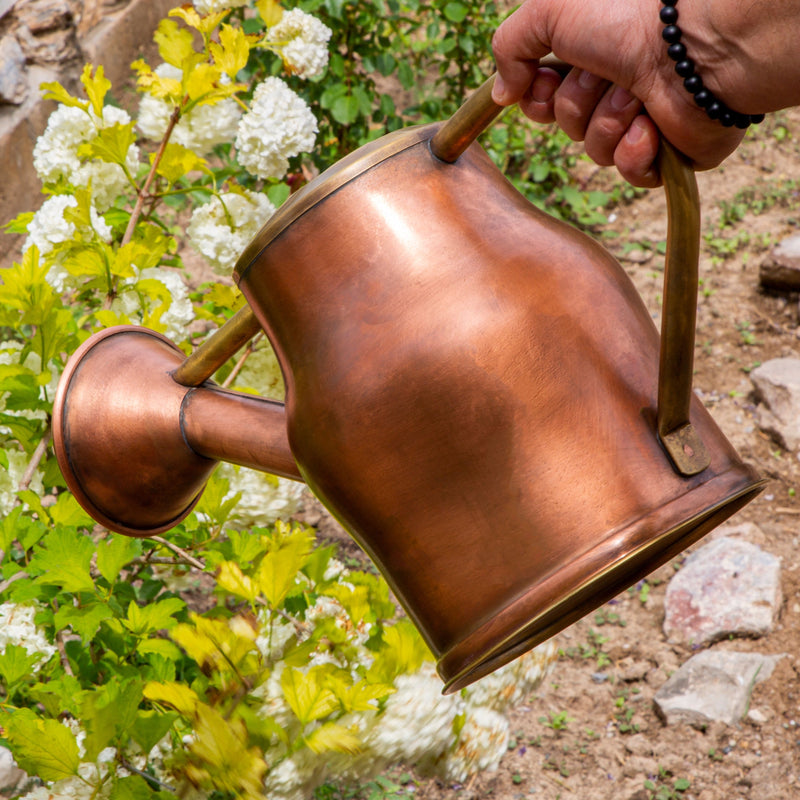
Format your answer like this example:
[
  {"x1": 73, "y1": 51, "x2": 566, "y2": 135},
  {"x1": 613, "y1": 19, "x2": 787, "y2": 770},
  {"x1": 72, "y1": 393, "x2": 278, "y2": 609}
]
[
  {"x1": 643, "y1": 770, "x2": 691, "y2": 800},
  {"x1": 539, "y1": 710, "x2": 574, "y2": 731}
]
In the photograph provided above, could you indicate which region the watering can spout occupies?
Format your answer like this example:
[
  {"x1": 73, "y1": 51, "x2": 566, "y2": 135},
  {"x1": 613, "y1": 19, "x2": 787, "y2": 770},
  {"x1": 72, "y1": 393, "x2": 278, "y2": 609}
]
[{"x1": 52, "y1": 324, "x2": 302, "y2": 539}]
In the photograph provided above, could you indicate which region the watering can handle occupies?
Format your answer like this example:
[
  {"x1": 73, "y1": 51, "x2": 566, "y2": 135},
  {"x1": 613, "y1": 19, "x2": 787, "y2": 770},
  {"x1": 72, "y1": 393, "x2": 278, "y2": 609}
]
[
  {"x1": 429, "y1": 72, "x2": 708, "y2": 477},
  {"x1": 173, "y1": 71, "x2": 708, "y2": 478}
]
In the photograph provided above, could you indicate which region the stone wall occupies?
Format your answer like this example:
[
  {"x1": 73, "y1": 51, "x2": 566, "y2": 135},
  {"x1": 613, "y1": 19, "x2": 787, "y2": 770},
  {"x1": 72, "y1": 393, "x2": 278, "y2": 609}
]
[{"x1": 0, "y1": 0, "x2": 175, "y2": 261}]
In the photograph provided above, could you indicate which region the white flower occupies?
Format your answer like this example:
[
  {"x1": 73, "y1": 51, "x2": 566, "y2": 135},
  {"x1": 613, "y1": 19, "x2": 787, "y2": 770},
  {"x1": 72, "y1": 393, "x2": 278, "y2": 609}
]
[
  {"x1": 364, "y1": 663, "x2": 462, "y2": 765},
  {"x1": 0, "y1": 603, "x2": 56, "y2": 669},
  {"x1": 219, "y1": 463, "x2": 305, "y2": 528},
  {"x1": 0, "y1": 451, "x2": 44, "y2": 519},
  {"x1": 23, "y1": 195, "x2": 113, "y2": 292},
  {"x1": 110, "y1": 267, "x2": 194, "y2": 343},
  {"x1": 463, "y1": 639, "x2": 559, "y2": 713},
  {"x1": 187, "y1": 189, "x2": 275, "y2": 275},
  {"x1": 235, "y1": 77, "x2": 317, "y2": 180},
  {"x1": 267, "y1": 9, "x2": 332, "y2": 79},
  {"x1": 193, "y1": 0, "x2": 248, "y2": 14},
  {"x1": 439, "y1": 706, "x2": 510, "y2": 783},
  {"x1": 33, "y1": 104, "x2": 138, "y2": 211},
  {"x1": 137, "y1": 64, "x2": 241, "y2": 156}
]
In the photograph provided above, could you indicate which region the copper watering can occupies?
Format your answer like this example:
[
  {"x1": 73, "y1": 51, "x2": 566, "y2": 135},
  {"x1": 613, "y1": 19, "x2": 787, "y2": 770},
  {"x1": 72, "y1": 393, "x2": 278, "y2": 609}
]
[{"x1": 53, "y1": 73, "x2": 765, "y2": 692}]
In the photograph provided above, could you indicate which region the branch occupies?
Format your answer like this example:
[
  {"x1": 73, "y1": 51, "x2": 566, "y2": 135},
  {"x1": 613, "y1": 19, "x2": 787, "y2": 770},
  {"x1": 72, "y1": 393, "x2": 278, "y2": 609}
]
[
  {"x1": 121, "y1": 104, "x2": 181, "y2": 246},
  {"x1": 221, "y1": 332, "x2": 263, "y2": 389},
  {"x1": 150, "y1": 535, "x2": 206, "y2": 571},
  {"x1": 18, "y1": 427, "x2": 52, "y2": 493}
]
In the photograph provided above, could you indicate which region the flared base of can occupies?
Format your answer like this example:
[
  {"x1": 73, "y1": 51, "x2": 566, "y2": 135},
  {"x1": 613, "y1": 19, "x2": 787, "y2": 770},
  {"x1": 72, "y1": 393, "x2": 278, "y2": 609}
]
[{"x1": 438, "y1": 466, "x2": 765, "y2": 693}]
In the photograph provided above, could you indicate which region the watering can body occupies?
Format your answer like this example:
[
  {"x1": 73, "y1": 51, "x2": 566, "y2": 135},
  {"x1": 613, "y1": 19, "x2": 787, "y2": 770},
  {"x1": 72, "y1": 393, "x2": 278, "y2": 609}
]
[
  {"x1": 54, "y1": 113, "x2": 763, "y2": 692},
  {"x1": 231, "y1": 123, "x2": 762, "y2": 690}
]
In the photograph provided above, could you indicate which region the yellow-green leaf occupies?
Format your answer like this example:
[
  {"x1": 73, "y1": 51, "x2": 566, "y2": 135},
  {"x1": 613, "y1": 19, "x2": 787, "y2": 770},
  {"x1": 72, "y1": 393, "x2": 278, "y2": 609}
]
[
  {"x1": 80, "y1": 64, "x2": 111, "y2": 117},
  {"x1": 210, "y1": 24, "x2": 251, "y2": 79},
  {"x1": 255, "y1": 0, "x2": 284, "y2": 27},
  {"x1": 154, "y1": 141, "x2": 208, "y2": 185},
  {"x1": 132, "y1": 59, "x2": 182, "y2": 103},
  {"x1": 3, "y1": 709, "x2": 80, "y2": 781},
  {"x1": 281, "y1": 665, "x2": 339, "y2": 726},
  {"x1": 154, "y1": 18, "x2": 196, "y2": 68},
  {"x1": 80, "y1": 122, "x2": 136, "y2": 169},
  {"x1": 184, "y1": 63, "x2": 222, "y2": 102},
  {"x1": 304, "y1": 722, "x2": 362, "y2": 754},
  {"x1": 144, "y1": 681, "x2": 199, "y2": 716},
  {"x1": 217, "y1": 561, "x2": 259, "y2": 605},
  {"x1": 40, "y1": 79, "x2": 88, "y2": 111},
  {"x1": 256, "y1": 525, "x2": 313, "y2": 608}
]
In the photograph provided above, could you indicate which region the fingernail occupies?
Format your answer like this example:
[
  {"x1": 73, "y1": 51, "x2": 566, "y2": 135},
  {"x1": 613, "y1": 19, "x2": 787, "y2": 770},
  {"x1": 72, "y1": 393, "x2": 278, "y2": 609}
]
[
  {"x1": 492, "y1": 75, "x2": 508, "y2": 104},
  {"x1": 531, "y1": 73, "x2": 555, "y2": 104},
  {"x1": 626, "y1": 116, "x2": 647, "y2": 144},
  {"x1": 610, "y1": 85, "x2": 635, "y2": 111},
  {"x1": 578, "y1": 70, "x2": 602, "y2": 90}
]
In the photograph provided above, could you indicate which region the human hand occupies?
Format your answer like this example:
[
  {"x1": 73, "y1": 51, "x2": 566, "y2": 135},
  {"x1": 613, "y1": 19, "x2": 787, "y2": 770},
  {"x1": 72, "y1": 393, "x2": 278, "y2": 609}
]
[{"x1": 491, "y1": 0, "x2": 747, "y2": 187}]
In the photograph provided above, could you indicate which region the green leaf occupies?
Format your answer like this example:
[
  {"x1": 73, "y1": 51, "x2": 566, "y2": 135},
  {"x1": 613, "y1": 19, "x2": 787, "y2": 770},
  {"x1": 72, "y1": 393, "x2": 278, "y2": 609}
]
[
  {"x1": 30, "y1": 527, "x2": 95, "y2": 593},
  {"x1": 217, "y1": 561, "x2": 259, "y2": 605},
  {"x1": 110, "y1": 774, "x2": 158, "y2": 800},
  {"x1": 130, "y1": 709, "x2": 178, "y2": 755},
  {"x1": 54, "y1": 601, "x2": 113, "y2": 643},
  {"x1": 80, "y1": 677, "x2": 143, "y2": 761},
  {"x1": 96, "y1": 534, "x2": 142, "y2": 585},
  {"x1": 0, "y1": 645, "x2": 44, "y2": 692},
  {"x1": 330, "y1": 93, "x2": 361, "y2": 125},
  {"x1": 123, "y1": 597, "x2": 185, "y2": 637},
  {"x1": 137, "y1": 638, "x2": 184, "y2": 661},
  {"x1": 48, "y1": 492, "x2": 94, "y2": 528},
  {"x1": 144, "y1": 681, "x2": 199, "y2": 716},
  {"x1": 3, "y1": 708, "x2": 80, "y2": 781},
  {"x1": 29, "y1": 674, "x2": 83, "y2": 718}
]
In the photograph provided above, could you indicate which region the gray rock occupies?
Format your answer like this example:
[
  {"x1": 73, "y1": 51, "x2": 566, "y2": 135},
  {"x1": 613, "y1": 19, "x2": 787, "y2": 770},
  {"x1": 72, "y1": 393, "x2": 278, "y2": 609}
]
[
  {"x1": 0, "y1": 745, "x2": 25, "y2": 791},
  {"x1": 653, "y1": 650, "x2": 783, "y2": 726},
  {"x1": 14, "y1": 0, "x2": 72, "y2": 33},
  {"x1": 0, "y1": 35, "x2": 27, "y2": 105},
  {"x1": 0, "y1": 1, "x2": 16, "y2": 21},
  {"x1": 663, "y1": 536, "x2": 782, "y2": 646},
  {"x1": 759, "y1": 234, "x2": 800, "y2": 290},
  {"x1": 750, "y1": 357, "x2": 800, "y2": 450}
]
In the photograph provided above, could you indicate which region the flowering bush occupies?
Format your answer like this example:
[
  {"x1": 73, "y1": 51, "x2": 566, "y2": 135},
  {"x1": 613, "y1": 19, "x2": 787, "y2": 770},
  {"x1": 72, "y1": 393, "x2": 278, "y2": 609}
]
[{"x1": 0, "y1": 2, "x2": 564, "y2": 798}]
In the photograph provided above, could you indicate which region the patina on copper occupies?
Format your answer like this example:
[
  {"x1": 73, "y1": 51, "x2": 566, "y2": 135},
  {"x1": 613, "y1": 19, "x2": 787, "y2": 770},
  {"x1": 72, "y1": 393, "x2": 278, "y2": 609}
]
[{"x1": 52, "y1": 74, "x2": 765, "y2": 692}]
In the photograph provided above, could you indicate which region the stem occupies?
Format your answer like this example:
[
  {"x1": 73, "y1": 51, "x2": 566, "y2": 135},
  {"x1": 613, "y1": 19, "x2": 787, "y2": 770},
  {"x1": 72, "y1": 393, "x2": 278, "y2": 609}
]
[
  {"x1": 18, "y1": 426, "x2": 52, "y2": 493},
  {"x1": 119, "y1": 759, "x2": 176, "y2": 793},
  {"x1": 150, "y1": 536, "x2": 206, "y2": 570},
  {"x1": 221, "y1": 332, "x2": 263, "y2": 389},
  {"x1": 121, "y1": 104, "x2": 181, "y2": 246}
]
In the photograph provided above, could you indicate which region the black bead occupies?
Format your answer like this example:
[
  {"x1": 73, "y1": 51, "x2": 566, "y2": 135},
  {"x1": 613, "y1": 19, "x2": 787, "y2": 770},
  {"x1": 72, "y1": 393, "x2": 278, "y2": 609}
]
[
  {"x1": 734, "y1": 113, "x2": 751, "y2": 129},
  {"x1": 707, "y1": 101, "x2": 723, "y2": 120},
  {"x1": 721, "y1": 111, "x2": 735, "y2": 127},
  {"x1": 683, "y1": 74, "x2": 703, "y2": 94},
  {"x1": 660, "y1": 0, "x2": 678, "y2": 5},
  {"x1": 675, "y1": 59, "x2": 694, "y2": 78},
  {"x1": 693, "y1": 89, "x2": 712, "y2": 108},
  {"x1": 662, "y1": 25, "x2": 681, "y2": 43},
  {"x1": 659, "y1": 6, "x2": 678, "y2": 24},
  {"x1": 750, "y1": 113, "x2": 766, "y2": 125},
  {"x1": 667, "y1": 42, "x2": 687, "y2": 61}
]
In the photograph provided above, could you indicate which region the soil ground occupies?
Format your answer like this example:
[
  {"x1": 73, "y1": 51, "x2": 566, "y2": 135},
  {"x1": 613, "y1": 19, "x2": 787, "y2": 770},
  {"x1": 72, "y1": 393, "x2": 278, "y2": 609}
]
[{"x1": 304, "y1": 108, "x2": 800, "y2": 800}]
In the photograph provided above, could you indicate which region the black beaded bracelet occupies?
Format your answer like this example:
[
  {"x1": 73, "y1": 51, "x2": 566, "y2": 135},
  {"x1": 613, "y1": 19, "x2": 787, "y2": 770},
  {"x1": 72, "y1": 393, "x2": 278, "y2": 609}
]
[{"x1": 659, "y1": 0, "x2": 765, "y2": 129}]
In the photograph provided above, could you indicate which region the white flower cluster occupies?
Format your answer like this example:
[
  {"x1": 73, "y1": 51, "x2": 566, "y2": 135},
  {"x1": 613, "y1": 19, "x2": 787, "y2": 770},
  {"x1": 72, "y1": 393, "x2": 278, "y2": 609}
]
[
  {"x1": 219, "y1": 463, "x2": 305, "y2": 529},
  {"x1": 187, "y1": 189, "x2": 275, "y2": 275},
  {"x1": 235, "y1": 77, "x2": 317, "y2": 180},
  {"x1": 137, "y1": 64, "x2": 241, "y2": 156},
  {"x1": 23, "y1": 195, "x2": 113, "y2": 293},
  {"x1": 110, "y1": 266, "x2": 195, "y2": 342},
  {"x1": 32, "y1": 104, "x2": 139, "y2": 211},
  {"x1": 267, "y1": 9, "x2": 332, "y2": 79},
  {"x1": 0, "y1": 603, "x2": 57, "y2": 668},
  {"x1": 193, "y1": 0, "x2": 248, "y2": 14}
]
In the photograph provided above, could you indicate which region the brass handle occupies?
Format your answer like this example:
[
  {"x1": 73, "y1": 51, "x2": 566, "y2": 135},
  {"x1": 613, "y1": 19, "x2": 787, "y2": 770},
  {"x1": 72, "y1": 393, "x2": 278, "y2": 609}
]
[{"x1": 431, "y1": 72, "x2": 709, "y2": 476}]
